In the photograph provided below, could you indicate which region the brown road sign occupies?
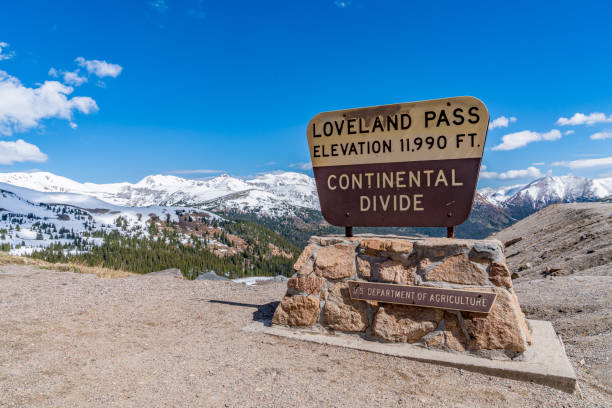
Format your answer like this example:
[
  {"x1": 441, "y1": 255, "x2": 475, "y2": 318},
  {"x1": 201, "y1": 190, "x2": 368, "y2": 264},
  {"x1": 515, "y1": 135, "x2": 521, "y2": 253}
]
[
  {"x1": 307, "y1": 96, "x2": 489, "y2": 227},
  {"x1": 347, "y1": 281, "x2": 496, "y2": 313}
]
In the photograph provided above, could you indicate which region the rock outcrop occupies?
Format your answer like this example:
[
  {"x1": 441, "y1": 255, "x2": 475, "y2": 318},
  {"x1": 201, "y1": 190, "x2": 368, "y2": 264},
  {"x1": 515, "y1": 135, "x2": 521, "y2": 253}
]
[{"x1": 272, "y1": 235, "x2": 532, "y2": 355}]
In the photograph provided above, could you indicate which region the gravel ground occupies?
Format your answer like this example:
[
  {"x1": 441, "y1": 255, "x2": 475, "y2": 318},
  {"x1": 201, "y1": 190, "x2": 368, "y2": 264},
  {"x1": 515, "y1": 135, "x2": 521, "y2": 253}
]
[{"x1": 0, "y1": 264, "x2": 610, "y2": 408}]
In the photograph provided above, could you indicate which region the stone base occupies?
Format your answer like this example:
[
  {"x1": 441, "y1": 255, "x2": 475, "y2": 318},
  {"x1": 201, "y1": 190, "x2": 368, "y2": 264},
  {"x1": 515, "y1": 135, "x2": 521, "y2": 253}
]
[
  {"x1": 244, "y1": 319, "x2": 576, "y2": 393},
  {"x1": 273, "y1": 235, "x2": 532, "y2": 355}
]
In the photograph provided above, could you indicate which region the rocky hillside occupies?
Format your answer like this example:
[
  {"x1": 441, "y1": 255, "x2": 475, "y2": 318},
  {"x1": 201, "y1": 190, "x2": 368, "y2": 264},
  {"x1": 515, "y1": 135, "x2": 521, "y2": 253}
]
[
  {"x1": 490, "y1": 202, "x2": 612, "y2": 392},
  {"x1": 491, "y1": 202, "x2": 612, "y2": 280}
]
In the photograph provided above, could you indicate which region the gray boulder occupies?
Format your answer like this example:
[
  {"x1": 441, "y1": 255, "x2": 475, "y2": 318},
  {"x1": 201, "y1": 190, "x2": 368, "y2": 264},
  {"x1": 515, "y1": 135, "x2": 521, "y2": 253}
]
[{"x1": 196, "y1": 271, "x2": 231, "y2": 281}]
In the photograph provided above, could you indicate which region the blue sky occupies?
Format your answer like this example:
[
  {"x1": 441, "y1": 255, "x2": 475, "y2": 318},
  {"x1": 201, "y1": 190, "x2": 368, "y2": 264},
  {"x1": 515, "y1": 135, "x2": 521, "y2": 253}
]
[{"x1": 0, "y1": 0, "x2": 611, "y2": 187}]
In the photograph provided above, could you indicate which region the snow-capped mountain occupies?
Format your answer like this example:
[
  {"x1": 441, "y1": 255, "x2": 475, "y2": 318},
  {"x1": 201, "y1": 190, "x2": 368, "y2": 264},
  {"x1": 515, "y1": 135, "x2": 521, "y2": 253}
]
[
  {"x1": 0, "y1": 181, "x2": 220, "y2": 256},
  {"x1": 1, "y1": 171, "x2": 611, "y2": 240},
  {"x1": 0, "y1": 171, "x2": 319, "y2": 216},
  {"x1": 479, "y1": 175, "x2": 612, "y2": 219}
]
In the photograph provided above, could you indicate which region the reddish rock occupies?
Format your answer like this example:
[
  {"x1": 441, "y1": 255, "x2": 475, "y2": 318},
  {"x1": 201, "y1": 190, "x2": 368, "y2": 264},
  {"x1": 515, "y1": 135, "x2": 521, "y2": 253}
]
[
  {"x1": 415, "y1": 238, "x2": 471, "y2": 259},
  {"x1": 463, "y1": 288, "x2": 528, "y2": 352},
  {"x1": 323, "y1": 282, "x2": 369, "y2": 332},
  {"x1": 287, "y1": 274, "x2": 324, "y2": 295},
  {"x1": 418, "y1": 258, "x2": 432, "y2": 271},
  {"x1": 489, "y1": 262, "x2": 512, "y2": 288},
  {"x1": 425, "y1": 332, "x2": 444, "y2": 347},
  {"x1": 360, "y1": 238, "x2": 414, "y2": 256},
  {"x1": 318, "y1": 236, "x2": 345, "y2": 246},
  {"x1": 510, "y1": 290, "x2": 532, "y2": 345},
  {"x1": 356, "y1": 256, "x2": 372, "y2": 279},
  {"x1": 295, "y1": 259, "x2": 314, "y2": 277},
  {"x1": 272, "y1": 296, "x2": 320, "y2": 327},
  {"x1": 314, "y1": 244, "x2": 357, "y2": 280},
  {"x1": 376, "y1": 260, "x2": 416, "y2": 284},
  {"x1": 424, "y1": 254, "x2": 488, "y2": 286},
  {"x1": 444, "y1": 312, "x2": 468, "y2": 352},
  {"x1": 293, "y1": 244, "x2": 316, "y2": 273},
  {"x1": 372, "y1": 304, "x2": 443, "y2": 342}
]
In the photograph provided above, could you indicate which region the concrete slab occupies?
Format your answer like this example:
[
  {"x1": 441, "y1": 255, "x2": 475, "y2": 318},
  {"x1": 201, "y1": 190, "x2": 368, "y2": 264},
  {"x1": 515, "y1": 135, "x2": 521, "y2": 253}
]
[{"x1": 244, "y1": 319, "x2": 576, "y2": 393}]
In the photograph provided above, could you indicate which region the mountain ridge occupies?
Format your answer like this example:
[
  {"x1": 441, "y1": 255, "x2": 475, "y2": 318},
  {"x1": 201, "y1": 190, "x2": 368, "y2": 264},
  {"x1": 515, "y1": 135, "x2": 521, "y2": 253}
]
[{"x1": 0, "y1": 171, "x2": 610, "y2": 242}]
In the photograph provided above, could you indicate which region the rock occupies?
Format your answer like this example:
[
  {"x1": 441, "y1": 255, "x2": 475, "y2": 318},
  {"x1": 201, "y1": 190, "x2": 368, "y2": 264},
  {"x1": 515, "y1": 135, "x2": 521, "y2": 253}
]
[
  {"x1": 323, "y1": 282, "x2": 369, "y2": 332},
  {"x1": 424, "y1": 254, "x2": 488, "y2": 286},
  {"x1": 360, "y1": 238, "x2": 414, "y2": 256},
  {"x1": 273, "y1": 275, "x2": 289, "y2": 283},
  {"x1": 272, "y1": 296, "x2": 320, "y2": 327},
  {"x1": 293, "y1": 244, "x2": 316, "y2": 272},
  {"x1": 468, "y1": 240, "x2": 505, "y2": 264},
  {"x1": 444, "y1": 312, "x2": 468, "y2": 352},
  {"x1": 425, "y1": 332, "x2": 444, "y2": 347},
  {"x1": 488, "y1": 262, "x2": 512, "y2": 288},
  {"x1": 414, "y1": 238, "x2": 470, "y2": 260},
  {"x1": 463, "y1": 288, "x2": 528, "y2": 352},
  {"x1": 314, "y1": 244, "x2": 357, "y2": 280},
  {"x1": 287, "y1": 274, "x2": 324, "y2": 295},
  {"x1": 318, "y1": 236, "x2": 345, "y2": 246},
  {"x1": 541, "y1": 267, "x2": 567, "y2": 277},
  {"x1": 376, "y1": 260, "x2": 416, "y2": 284},
  {"x1": 296, "y1": 259, "x2": 314, "y2": 277},
  {"x1": 372, "y1": 304, "x2": 443, "y2": 342},
  {"x1": 510, "y1": 291, "x2": 532, "y2": 345},
  {"x1": 147, "y1": 268, "x2": 182, "y2": 277},
  {"x1": 511, "y1": 271, "x2": 520, "y2": 279},
  {"x1": 518, "y1": 262, "x2": 532, "y2": 271},
  {"x1": 196, "y1": 271, "x2": 230, "y2": 281},
  {"x1": 504, "y1": 237, "x2": 523, "y2": 248},
  {"x1": 356, "y1": 256, "x2": 372, "y2": 279}
]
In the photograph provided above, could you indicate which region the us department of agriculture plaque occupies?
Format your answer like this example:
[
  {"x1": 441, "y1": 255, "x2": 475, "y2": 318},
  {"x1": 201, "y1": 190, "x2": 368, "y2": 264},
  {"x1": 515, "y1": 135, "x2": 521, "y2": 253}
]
[
  {"x1": 307, "y1": 96, "x2": 489, "y2": 227},
  {"x1": 347, "y1": 281, "x2": 496, "y2": 313}
]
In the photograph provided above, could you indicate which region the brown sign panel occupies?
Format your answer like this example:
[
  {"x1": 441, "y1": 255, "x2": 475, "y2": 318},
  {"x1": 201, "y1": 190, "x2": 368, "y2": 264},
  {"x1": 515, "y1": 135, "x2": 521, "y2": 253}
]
[
  {"x1": 347, "y1": 281, "x2": 496, "y2": 313},
  {"x1": 307, "y1": 96, "x2": 489, "y2": 227}
]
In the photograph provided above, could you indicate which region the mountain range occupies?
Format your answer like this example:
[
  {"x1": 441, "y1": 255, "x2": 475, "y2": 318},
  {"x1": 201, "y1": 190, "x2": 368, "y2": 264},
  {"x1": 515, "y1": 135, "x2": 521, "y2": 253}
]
[{"x1": 0, "y1": 171, "x2": 610, "y2": 245}]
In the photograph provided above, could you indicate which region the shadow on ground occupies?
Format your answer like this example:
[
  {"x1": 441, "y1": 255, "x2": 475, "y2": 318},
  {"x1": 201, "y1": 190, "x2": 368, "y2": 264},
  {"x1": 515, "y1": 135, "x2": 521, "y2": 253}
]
[{"x1": 208, "y1": 299, "x2": 279, "y2": 326}]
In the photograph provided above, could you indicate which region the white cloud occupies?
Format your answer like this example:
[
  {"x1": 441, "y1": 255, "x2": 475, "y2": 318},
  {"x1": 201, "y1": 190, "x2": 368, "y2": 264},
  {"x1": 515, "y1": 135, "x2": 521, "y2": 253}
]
[
  {"x1": 0, "y1": 70, "x2": 98, "y2": 136},
  {"x1": 556, "y1": 112, "x2": 612, "y2": 126},
  {"x1": 0, "y1": 139, "x2": 47, "y2": 165},
  {"x1": 289, "y1": 162, "x2": 313, "y2": 170},
  {"x1": 498, "y1": 167, "x2": 543, "y2": 180},
  {"x1": 489, "y1": 116, "x2": 516, "y2": 130},
  {"x1": 334, "y1": 1, "x2": 352, "y2": 8},
  {"x1": 480, "y1": 166, "x2": 543, "y2": 180},
  {"x1": 265, "y1": 161, "x2": 278, "y2": 166},
  {"x1": 0, "y1": 42, "x2": 15, "y2": 61},
  {"x1": 75, "y1": 57, "x2": 122, "y2": 78},
  {"x1": 491, "y1": 129, "x2": 561, "y2": 151},
  {"x1": 552, "y1": 156, "x2": 612, "y2": 169},
  {"x1": 590, "y1": 131, "x2": 612, "y2": 140},
  {"x1": 167, "y1": 169, "x2": 224, "y2": 174},
  {"x1": 150, "y1": 0, "x2": 168, "y2": 12},
  {"x1": 62, "y1": 70, "x2": 87, "y2": 86},
  {"x1": 48, "y1": 67, "x2": 59, "y2": 77},
  {"x1": 564, "y1": 130, "x2": 574, "y2": 135},
  {"x1": 532, "y1": 162, "x2": 545, "y2": 166}
]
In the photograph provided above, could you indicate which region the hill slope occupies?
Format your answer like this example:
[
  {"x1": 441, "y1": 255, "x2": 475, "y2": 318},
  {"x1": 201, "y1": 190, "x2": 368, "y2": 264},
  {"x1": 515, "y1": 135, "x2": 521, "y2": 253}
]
[
  {"x1": 490, "y1": 202, "x2": 612, "y2": 392},
  {"x1": 491, "y1": 202, "x2": 612, "y2": 279}
]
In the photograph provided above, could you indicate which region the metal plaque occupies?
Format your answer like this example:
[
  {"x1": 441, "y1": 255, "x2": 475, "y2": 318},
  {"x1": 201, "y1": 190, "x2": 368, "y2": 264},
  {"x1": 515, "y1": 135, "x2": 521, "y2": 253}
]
[
  {"x1": 307, "y1": 96, "x2": 489, "y2": 227},
  {"x1": 347, "y1": 281, "x2": 496, "y2": 313}
]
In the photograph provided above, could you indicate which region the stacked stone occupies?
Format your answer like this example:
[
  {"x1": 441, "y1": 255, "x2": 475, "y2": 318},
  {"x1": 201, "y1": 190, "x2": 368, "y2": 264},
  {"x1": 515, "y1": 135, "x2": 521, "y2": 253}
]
[{"x1": 272, "y1": 235, "x2": 532, "y2": 354}]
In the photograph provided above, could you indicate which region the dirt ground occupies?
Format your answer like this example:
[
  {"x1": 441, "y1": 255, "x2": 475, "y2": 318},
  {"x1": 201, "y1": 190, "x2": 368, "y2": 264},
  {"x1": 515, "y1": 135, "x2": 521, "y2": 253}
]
[{"x1": 0, "y1": 264, "x2": 610, "y2": 408}]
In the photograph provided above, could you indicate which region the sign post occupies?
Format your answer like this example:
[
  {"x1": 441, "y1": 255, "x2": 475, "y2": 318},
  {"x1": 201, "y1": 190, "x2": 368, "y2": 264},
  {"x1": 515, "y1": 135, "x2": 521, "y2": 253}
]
[{"x1": 307, "y1": 96, "x2": 489, "y2": 232}]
